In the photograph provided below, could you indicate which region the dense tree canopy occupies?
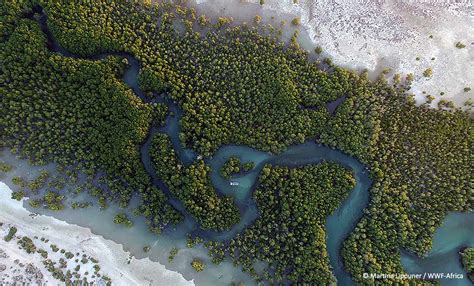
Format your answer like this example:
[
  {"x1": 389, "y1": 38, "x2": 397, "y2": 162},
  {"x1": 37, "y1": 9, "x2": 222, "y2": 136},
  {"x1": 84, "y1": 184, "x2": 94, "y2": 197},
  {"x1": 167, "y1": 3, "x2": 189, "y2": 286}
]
[
  {"x1": 149, "y1": 133, "x2": 240, "y2": 231},
  {"x1": 228, "y1": 163, "x2": 356, "y2": 284},
  {"x1": 0, "y1": 1, "x2": 472, "y2": 285},
  {"x1": 219, "y1": 156, "x2": 255, "y2": 179},
  {"x1": 341, "y1": 91, "x2": 473, "y2": 283},
  {"x1": 461, "y1": 248, "x2": 474, "y2": 282},
  {"x1": 0, "y1": 18, "x2": 152, "y2": 196}
]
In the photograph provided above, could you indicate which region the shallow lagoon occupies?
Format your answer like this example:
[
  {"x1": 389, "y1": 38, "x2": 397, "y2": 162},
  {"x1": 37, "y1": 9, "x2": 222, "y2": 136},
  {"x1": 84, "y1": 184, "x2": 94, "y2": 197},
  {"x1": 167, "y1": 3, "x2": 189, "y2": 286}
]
[
  {"x1": 5, "y1": 8, "x2": 376, "y2": 284},
  {"x1": 401, "y1": 212, "x2": 474, "y2": 286},
  {"x1": 4, "y1": 139, "x2": 472, "y2": 285},
  {"x1": 1, "y1": 138, "x2": 374, "y2": 286},
  {"x1": 1, "y1": 3, "x2": 472, "y2": 286}
]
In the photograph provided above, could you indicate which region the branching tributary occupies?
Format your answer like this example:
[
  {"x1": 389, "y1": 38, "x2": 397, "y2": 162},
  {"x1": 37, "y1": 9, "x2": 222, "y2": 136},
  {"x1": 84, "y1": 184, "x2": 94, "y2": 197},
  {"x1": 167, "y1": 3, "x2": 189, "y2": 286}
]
[{"x1": 27, "y1": 6, "x2": 379, "y2": 285}]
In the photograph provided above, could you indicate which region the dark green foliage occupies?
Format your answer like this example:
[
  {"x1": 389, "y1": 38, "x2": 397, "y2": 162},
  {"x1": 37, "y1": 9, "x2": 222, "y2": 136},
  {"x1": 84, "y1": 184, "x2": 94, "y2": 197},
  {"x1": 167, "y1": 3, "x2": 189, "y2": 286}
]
[
  {"x1": 423, "y1": 68, "x2": 433, "y2": 77},
  {"x1": 168, "y1": 247, "x2": 179, "y2": 262},
  {"x1": 18, "y1": 236, "x2": 37, "y2": 253},
  {"x1": 340, "y1": 88, "x2": 472, "y2": 283},
  {"x1": 0, "y1": 17, "x2": 152, "y2": 202},
  {"x1": 455, "y1": 42, "x2": 466, "y2": 49},
  {"x1": 438, "y1": 99, "x2": 455, "y2": 109},
  {"x1": 11, "y1": 191, "x2": 25, "y2": 201},
  {"x1": 71, "y1": 201, "x2": 92, "y2": 209},
  {"x1": 153, "y1": 103, "x2": 169, "y2": 127},
  {"x1": 43, "y1": 259, "x2": 65, "y2": 281},
  {"x1": 4, "y1": 226, "x2": 17, "y2": 242},
  {"x1": 191, "y1": 259, "x2": 205, "y2": 272},
  {"x1": 0, "y1": 1, "x2": 33, "y2": 40},
  {"x1": 113, "y1": 213, "x2": 133, "y2": 228},
  {"x1": 28, "y1": 170, "x2": 49, "y2": 192},
  {"x1": 39, "y1": 1, "x2": 333, "y2": 156},
  {"x1": 38, "y1": 248, "x2": 48, "y2": 258},
  {"x1": 11, "y1": 176, "x2": 27, "y2": 187},
  {"x1": 139, "y1": 69, "x2": 169, "y2": 95},
  {"x1": 229, "y1": 163, "x2": 356, "y2": 284},
  {"x1": 44, "y1": 191, "x2": 65, "y2": 211},
  {"x1": 150, "y1": 133, "x2": 240, "y2": 230},
  {"x1": 461, "y1": 248, "x2": 474, "y2": 282},
  {"x1": 136, "y1": 186, "x2": 183, "y2": 234},
  {"x1": 242, "y1": 161, "x2": 255, "y2": 172},
  {"x1": 291, "y1": 17, "x2": 300, "y2": 26},
  {"x1": 314, "y1": 45, "x2": 323, "y2": 54},
  {"x1": 65, "y1": 251, "x2": 74, "y2": 259},
  {"x1": 0, "y1": 162, "x2": 13, "y2": 172},
  {"x1": 58, "y1": 257, "x2": 67, "y2": 268},
  {"x1": 318, "y1": 72, "x2": 380, "y2": 162},
  {"x1": 29, "y1": 199, "x2": 41, "y2": 208},
  {"x1": 88, "y1": 187, "x2": 107, "y2": 209},
  {"x1": 0, "y1": 1, "x2": 472, "y2": 285},
  {"x1": 0, "y1": 2, "x2": 194, "y2": 238},
  {"x1": 50, "y1": 244, "x2": 59, "y2": 252},
  {"x1": 187, "y1": 236, "x2": 204, "y2": 248},
  {"x1": 220, "y1": 157, "x2": 255, "y2": 178},
  {"x1": 220, "y1": 156, "x2": 241, "y2": 179},
  {"x1": 204, "y1": 241, "x2": 226, "y2": 264},
  {"x1": 47, "y1": 177, "x2": 65, "y2": 190}
]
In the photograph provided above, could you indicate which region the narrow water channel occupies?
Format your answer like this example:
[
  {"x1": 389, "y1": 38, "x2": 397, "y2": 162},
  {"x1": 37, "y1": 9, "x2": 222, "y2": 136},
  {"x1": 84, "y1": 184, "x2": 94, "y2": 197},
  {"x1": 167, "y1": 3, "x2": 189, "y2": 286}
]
[{"x1": 9, "y1": 6, "x2": 471, "y2": 286}]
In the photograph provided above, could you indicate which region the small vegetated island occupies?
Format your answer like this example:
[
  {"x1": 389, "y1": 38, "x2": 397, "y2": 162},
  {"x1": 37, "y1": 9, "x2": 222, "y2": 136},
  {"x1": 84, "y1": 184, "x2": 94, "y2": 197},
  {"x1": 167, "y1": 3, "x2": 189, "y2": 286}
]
[
  {"x1": 220, "y1": 156, "x2": 255, "y2": 179},
  {"x1": 0, "y1": 1, "x2": 472, "y2": 285}
]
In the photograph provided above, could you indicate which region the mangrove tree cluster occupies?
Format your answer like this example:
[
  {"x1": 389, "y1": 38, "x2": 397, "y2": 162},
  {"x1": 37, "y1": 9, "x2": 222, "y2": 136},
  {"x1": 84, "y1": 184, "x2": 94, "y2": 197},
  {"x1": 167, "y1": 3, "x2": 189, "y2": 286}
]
[
  {"x1": 461, "y1": 248, "x2": 474, "y2": 282},
  {"x1": 0, "y1": 1, "x2": 472, "y2": 285},
  {"x1": 228, "y1": 163, "x2": 356, "y2": 284},
  {"x1": 219, "y1": 156, "x2": 255, "y2": 179},
  {"x1": 149, "y1": 133, "x2": 240, "y2": 230}
]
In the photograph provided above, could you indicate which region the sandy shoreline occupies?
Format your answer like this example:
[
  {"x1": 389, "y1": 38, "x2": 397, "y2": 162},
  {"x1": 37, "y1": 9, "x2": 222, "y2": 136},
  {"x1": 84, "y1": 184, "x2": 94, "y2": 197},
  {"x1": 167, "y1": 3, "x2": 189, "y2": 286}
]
[
  {"x1": 1, "y1": 1, "x2": 472, "y2": 285},
  {"x1": 0, "y1": 182, "x2": 194, "y2": 286}
]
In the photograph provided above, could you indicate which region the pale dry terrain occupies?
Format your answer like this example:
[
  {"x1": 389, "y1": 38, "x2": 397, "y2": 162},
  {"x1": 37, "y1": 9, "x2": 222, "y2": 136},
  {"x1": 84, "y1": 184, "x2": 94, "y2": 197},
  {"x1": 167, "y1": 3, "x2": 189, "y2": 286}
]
[
  {"x1": 193, "y1": 0, "x2": 474, "y2": 108},
  {"x1": 0, "y1": 182, "x2": 194, "y2": 286}
]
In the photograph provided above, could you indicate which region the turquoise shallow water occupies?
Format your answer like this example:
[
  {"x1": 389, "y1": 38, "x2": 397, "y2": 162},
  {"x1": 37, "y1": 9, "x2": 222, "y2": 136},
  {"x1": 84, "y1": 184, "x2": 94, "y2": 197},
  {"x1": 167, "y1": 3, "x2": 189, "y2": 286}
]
[
  {"x1": 27, "y1": 7, "x2": 376, "y2": 283},
  {"x1": 204, "y1": 142, "x2": 373, "y2": 279},
  {"x1": 3, "y1": 6, "x2": 471, "y2": 285},
  {"x1": 401, "y1": 212, "x2": 474, "y2": 286}
]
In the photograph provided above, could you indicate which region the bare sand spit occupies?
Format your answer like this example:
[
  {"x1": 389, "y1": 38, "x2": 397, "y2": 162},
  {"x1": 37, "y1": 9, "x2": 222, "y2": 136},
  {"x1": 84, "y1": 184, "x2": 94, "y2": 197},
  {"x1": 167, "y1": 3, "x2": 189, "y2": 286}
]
[{"x1": 0, "y1": 182, "x2": 194, "y2": 286}]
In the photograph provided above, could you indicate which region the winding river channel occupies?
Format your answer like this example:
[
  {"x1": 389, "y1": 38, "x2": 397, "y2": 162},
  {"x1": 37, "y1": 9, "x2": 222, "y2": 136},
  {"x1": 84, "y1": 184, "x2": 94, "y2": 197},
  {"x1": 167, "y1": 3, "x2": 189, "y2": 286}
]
[{"x1": 7, "y1": 6, "x2": 472, "y2": 285}]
